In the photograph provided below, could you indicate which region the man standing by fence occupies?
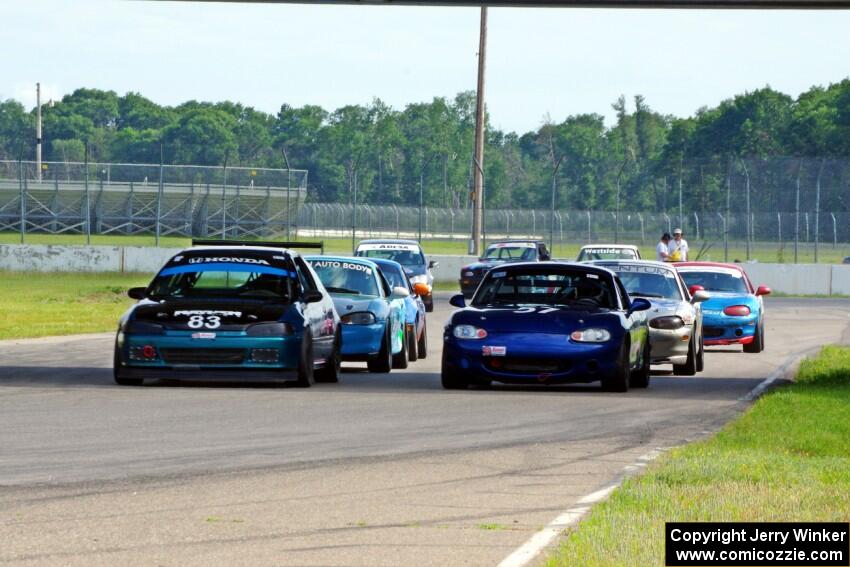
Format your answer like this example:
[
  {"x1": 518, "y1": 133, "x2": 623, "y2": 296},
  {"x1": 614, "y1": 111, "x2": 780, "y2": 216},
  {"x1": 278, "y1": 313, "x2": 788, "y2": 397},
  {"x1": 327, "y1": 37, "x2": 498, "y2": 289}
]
[
  {"x1": 669, "y1": 228, "x2": 689, "y2": 261},
  {"x1": 656, "y1": 233, "x2": 671, "y2": 262}
]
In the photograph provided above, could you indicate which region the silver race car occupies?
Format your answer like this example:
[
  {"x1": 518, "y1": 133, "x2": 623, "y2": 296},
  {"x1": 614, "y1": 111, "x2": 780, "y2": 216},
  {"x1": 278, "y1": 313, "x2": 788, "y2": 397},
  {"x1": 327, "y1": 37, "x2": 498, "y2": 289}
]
[{"x1": 590, "y1": 260, "x2": 709, "y2": 375}]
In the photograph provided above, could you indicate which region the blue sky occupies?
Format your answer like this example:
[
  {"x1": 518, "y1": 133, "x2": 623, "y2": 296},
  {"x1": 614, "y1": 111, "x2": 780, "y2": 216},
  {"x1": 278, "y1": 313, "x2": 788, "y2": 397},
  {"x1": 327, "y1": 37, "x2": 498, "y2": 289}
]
[{"x1": 3, "y1": 1, "x2": 849, "y2": 132}]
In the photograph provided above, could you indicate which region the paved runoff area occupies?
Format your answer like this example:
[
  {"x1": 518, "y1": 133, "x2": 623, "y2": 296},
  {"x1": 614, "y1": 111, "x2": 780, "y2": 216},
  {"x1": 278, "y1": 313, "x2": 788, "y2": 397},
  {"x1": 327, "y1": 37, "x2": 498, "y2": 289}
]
[{"x1": 1, "y1": 295, "x2": 849, "y2": 566}]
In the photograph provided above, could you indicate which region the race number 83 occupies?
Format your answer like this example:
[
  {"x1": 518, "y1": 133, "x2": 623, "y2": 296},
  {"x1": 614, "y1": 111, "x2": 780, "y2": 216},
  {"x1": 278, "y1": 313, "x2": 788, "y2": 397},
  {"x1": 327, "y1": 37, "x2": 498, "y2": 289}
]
[{"x1": 188, "y1": 315, "x2": 221, "y2": 329}]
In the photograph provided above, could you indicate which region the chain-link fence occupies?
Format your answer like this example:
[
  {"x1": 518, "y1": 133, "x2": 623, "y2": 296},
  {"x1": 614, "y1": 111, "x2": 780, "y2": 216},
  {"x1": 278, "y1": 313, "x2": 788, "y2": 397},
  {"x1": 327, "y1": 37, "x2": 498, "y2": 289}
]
[
  {"x1": 2, "y1": 157, "x2": 848, "y2": 262},
  {"x1": 0, "y1": 160, "x2": 308, "y2": 242},
  {"x1": 296, "y1": 203, "x2": 848, "y2": 257}
]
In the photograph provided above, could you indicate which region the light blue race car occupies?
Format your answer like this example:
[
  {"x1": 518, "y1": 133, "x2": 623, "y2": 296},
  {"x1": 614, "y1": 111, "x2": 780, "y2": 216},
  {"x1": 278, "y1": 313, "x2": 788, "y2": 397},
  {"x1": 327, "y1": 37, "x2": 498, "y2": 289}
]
[
  {"x1": 370, "y1": 257, "x2": 428, "y2": 362},
  {"x1": 305, "y1": 256, "x2": 409, "y2": 372},
  {"x1": 675, "y1": 261, "x2": 771, "y2": 353}
]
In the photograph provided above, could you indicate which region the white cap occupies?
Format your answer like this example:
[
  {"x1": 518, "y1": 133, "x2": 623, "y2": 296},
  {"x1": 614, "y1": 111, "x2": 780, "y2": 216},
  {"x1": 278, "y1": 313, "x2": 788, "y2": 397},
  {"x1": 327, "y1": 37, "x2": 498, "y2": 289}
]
[{"x1": 673, "y1": 228, "x2": 683, "y2": 235}]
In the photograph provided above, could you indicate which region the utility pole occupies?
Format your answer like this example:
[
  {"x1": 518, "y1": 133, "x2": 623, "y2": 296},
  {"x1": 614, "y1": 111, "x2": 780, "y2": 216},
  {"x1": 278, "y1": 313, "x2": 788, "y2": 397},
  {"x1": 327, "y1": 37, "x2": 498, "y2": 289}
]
[
  {"x1": 470, "y1": 6, "x2": 487, "y2": 256},
  {"x1": 36, "y1": 83, "x2": 42, "y2": 182},
  {"x1": 549, "y1": 155, "x2": 564, "y2": 252}
]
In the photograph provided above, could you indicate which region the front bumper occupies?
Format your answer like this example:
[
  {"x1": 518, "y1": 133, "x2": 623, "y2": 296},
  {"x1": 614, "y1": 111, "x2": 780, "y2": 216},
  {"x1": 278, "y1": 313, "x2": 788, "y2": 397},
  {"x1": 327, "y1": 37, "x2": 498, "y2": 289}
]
[
  {"x1": 648, "y1": 325, "x2": 693, "y2": 365},
  {"x1": 702, "y1": 314, "x2": 757, "y2": 346},
  {"x1": 340, "y1": 322, "x2": 385, "y2": 359},
  {"x1": 443, "y1": 331, "x2": 620, "y2": 384},
  {"x1": 115, "y1": 331, "x2": 302, "y2": 379}
]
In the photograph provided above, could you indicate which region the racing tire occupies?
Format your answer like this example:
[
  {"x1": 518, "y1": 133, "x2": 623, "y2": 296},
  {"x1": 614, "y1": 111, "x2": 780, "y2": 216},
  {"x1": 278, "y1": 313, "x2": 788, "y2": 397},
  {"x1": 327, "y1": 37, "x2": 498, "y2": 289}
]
[
  {"x1": 392, "y1": 326, "x2": 409, "y2": 369},
  {"x1": 113, "y1": 346, "x2": 143, "y2": 387},
  {"x1": 295, "y1": 333, "x2": 315, "y2": 387},
  {"x1": 315, "y1": 329, "x2": 341, "y2": 383},
  {"x1": 631, "y1": 340, "x2": 651, "y2": 389},
  {"x1": 743, "y1": 322, "x2": 764, "y2": 354},
  {"x1": 673, "y1": 335, "x2": 698, "y2": 376},
  {"x1": 696, "y1": 334, "x2": 705, "y2": 372},
  {"x1": 367, "y1": 327, "x2": 392, "y2": 373},
  {"x1": 425, "y1": 297, "x2": 434, "y2": 313},
  {"x1": 601, "y1": 341, "x2": 631, "y2": 393},
  {"x1": 417, "y1": 319, "x2": 428, "y2": 359},
  {"x1": 440, "y1": 351, "x2": 469, "y2": 390},
  {"x1": 407, "y1": 323, "x2": 419, "y2": 363}
]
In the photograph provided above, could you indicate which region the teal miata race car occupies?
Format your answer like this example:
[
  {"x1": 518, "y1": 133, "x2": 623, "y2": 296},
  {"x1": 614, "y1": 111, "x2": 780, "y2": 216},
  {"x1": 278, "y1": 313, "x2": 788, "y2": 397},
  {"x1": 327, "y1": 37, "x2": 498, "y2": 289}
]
[
  {"x1": 305, "y1": 256, "x2": 410, "y2": 372},
  {"x1": 113, "y1": 241, "x2": 341, "y2": 387}
]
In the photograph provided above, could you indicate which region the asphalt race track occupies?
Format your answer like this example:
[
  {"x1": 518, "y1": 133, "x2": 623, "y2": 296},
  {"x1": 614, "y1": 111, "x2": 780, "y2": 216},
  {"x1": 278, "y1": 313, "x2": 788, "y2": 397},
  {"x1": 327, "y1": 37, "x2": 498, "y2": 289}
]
[{"x1": 1, "y1": 295, "x2": 849, "y2": 566}]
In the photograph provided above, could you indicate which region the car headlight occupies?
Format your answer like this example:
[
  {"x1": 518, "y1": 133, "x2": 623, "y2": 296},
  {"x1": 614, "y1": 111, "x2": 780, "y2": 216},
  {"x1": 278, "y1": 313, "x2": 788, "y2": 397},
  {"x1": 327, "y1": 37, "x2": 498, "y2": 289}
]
[
  {"x1": 341, "y1": 312, "x2": 376, "y2": 325},
  {"x1": 453, "y1": 325, "x2": 488, "y2": 339},
  {"x1": 463, "y1": 271, "x2": 475, "y2": 277},
  {"x1": 649, "y1": 316, "x2": 685, "y2": 330},
  {"x1": 125, "y1": 321, "x2": 165, "y2": 335},
  {"x1": 246, "y1": 322, "x2": 293, "y2": 337},
  {"x1": 570, "y1": 328, "x2": 611, "y2": 342},
  {"x1": 409, "y1": 274, "x2": 429, "y2": 284}
]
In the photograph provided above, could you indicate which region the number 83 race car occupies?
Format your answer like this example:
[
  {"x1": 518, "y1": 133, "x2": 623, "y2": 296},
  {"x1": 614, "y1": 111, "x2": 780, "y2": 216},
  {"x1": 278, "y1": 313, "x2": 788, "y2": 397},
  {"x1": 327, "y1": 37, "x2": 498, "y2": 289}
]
[{"x1": 114, "y1": 242, "x2": 341, "y2": 387}]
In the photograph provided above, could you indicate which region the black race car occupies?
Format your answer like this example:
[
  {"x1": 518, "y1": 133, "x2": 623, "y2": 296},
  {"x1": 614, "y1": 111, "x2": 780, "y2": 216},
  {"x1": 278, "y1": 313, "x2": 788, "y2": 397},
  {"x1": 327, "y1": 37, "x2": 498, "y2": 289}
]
[{"x1": 459, "y1": 240, "x2": 551, "y2": 298}]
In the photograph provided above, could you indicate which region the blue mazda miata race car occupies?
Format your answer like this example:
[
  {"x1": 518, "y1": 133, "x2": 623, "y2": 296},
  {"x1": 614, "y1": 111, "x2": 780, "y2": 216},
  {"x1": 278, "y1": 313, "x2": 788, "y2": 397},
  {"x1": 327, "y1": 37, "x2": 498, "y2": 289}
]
[
  {"x1": 114, "y1": 241, "x2": 341, "y2": 387},
  {"x1": 442, "y1": 262, "x2": 652, "y2": 392},
  {"x1": 306, "y1": 256, "x2": 409, "y2": 372},
  {"x1": 675, "y1": 262, "x2": 771, "y2": 353}
]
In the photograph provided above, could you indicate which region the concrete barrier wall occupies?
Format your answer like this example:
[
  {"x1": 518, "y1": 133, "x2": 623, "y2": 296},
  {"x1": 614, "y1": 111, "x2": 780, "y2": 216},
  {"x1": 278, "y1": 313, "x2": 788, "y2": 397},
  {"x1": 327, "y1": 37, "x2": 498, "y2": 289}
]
[
  {"x1": 1, "y1": 244, "x2": 849, "y2": 295},
  {"x1": 740, "y1": 263, "x2": 834, "y2": 296}
]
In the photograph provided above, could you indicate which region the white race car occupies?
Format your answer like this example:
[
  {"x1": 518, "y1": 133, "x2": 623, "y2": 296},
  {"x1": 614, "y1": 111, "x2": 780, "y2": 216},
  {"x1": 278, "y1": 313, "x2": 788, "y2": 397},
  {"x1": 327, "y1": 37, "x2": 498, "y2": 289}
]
[{"x1": 591, "y1": 260, "x2": 709, "y2": 375}]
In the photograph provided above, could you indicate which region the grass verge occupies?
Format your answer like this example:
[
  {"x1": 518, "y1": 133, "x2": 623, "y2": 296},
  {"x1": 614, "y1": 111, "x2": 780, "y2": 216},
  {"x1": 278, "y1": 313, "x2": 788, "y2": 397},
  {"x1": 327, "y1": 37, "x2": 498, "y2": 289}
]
[
  {"x1": 0, "y1": 271, "x2": 149, "y2": 340},
  {"x1": 545, "y1": 345, "x2": 850, "y2": 566}
]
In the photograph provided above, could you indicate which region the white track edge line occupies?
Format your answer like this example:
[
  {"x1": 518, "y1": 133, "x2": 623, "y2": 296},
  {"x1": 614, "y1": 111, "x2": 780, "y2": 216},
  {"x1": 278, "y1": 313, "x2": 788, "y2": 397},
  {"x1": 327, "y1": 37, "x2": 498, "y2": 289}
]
[
  {"x1": 740, "y1": 347, "x2": 817, "y2": 402},
  {"x1": 496, "y1": 449, "x2": 664, "y2": 567},
  {"x1": 498, "y1": 346, "x2": 824, "y2": 567}
]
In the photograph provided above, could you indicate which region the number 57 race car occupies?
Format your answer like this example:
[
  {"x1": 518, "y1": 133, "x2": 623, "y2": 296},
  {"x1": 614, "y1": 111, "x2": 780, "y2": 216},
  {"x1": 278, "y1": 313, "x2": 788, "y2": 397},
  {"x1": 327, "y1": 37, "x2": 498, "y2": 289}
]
[
  {"x1": 442, "y1": 262, "x2": 652, "y2": 392},
  {"x1": 114, "y1": 241, "x2": 341, "y2": 387}
]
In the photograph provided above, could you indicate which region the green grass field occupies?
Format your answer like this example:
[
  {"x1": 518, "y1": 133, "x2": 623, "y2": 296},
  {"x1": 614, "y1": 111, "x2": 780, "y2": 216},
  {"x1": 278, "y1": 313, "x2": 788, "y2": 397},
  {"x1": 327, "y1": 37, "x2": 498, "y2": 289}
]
[
  {"x1": 0, "y1": 271, "x2": 150, "y2": 340},
  {"x1": 2, "y1": 232, "x2": 847, "y2": 264},
  {"x1": 545, "y1": 345, "x2": 850, "y2": 567}
]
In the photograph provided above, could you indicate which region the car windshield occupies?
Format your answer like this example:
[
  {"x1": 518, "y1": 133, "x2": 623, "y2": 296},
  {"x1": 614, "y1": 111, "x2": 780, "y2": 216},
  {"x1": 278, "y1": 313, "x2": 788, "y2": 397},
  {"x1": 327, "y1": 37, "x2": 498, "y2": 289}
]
[
  {"x1": 680, "y1": 270, "x2": 749, "y2": 293},
  {"x1": 149, "y1": 264, "x2": 292, "y2": 301},
  {"x1": 356, "y1": 245, "x2": 424, "y2": 266},
  {"x1": 578, "y1": 248, "x2": 637, "y2": 261},
  {"x1": 482, "y1": 244, "x2": 537, "y2": 261},
  {"x1": 308, "y1": 259, "x2": 380, "y2": 296},
  {"x1": 606, "y1": 266, "x2": 682, "y2": 300},
  {"x1": 473, "y1": 268, "x2": 616, "y2": 309}
]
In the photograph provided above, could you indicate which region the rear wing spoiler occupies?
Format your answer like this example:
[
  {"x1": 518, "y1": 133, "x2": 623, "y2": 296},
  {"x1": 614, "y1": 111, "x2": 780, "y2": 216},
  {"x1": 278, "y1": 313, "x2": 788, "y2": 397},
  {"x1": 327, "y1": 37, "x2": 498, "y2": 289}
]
[{"x1": 191, "y1": 239, "x2": 324, "y2": 255}]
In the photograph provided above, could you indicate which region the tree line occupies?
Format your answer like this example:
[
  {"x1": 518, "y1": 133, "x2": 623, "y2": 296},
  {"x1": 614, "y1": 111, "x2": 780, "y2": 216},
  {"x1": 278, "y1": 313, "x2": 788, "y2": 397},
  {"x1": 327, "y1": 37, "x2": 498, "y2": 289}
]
[{"x1": 1, "y1": 80, "x2": 848, "y2": 212}]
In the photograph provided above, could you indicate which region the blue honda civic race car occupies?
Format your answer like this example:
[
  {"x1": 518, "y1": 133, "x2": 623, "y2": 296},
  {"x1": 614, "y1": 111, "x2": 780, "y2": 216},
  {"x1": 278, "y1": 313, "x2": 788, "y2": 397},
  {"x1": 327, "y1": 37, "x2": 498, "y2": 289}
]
[
  {"x1": 305, "y1": 256, "x2": 409, "y2": 372},
  {"x1": 675, "y1": 261, "x2": 771, "y2": 353},
  {"x1": 442, "y1": 262, "x2": 652, "y2": 392},
  {"x1": 369, "y1": 258, "x2": 429, "y2": 362},
  {"x1": 113, "y1": 241, "x2": 341, "y2": 387}
]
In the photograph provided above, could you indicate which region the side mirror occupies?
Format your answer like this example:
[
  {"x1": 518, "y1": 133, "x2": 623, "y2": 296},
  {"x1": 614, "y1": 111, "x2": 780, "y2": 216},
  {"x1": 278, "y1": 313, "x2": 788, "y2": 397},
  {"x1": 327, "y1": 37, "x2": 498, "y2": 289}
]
[
  {"x1": 391, "y1": 286, "x2": 410, "y2": 299},
  {"x1": 627, "y1": 297, "x2": 652, "y2": 317},
  {"x1": 691, "y1": 290, "x2": 710, "y2": 303},
  {"x1": 412, "y1": 282, "x2": 431, "y2": 297},
  {"x1": 128, "y1": 287, "x2": 147, "y2": 300},
  {"x1": 302, "y1": 290, "x2": 323, "y2": 303},
  {"x1": 449, "y1": 294, "x2": 466, "y2": 309},
  {"x1": 756, "y1": 285, "x2": 772, "y2": 296},
  {"x1": 688, "y1": 284, "x2": 705, "y2": 297},
  {"x1": 428, "y1": 260, "x2": 438, "y2": 269}
]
